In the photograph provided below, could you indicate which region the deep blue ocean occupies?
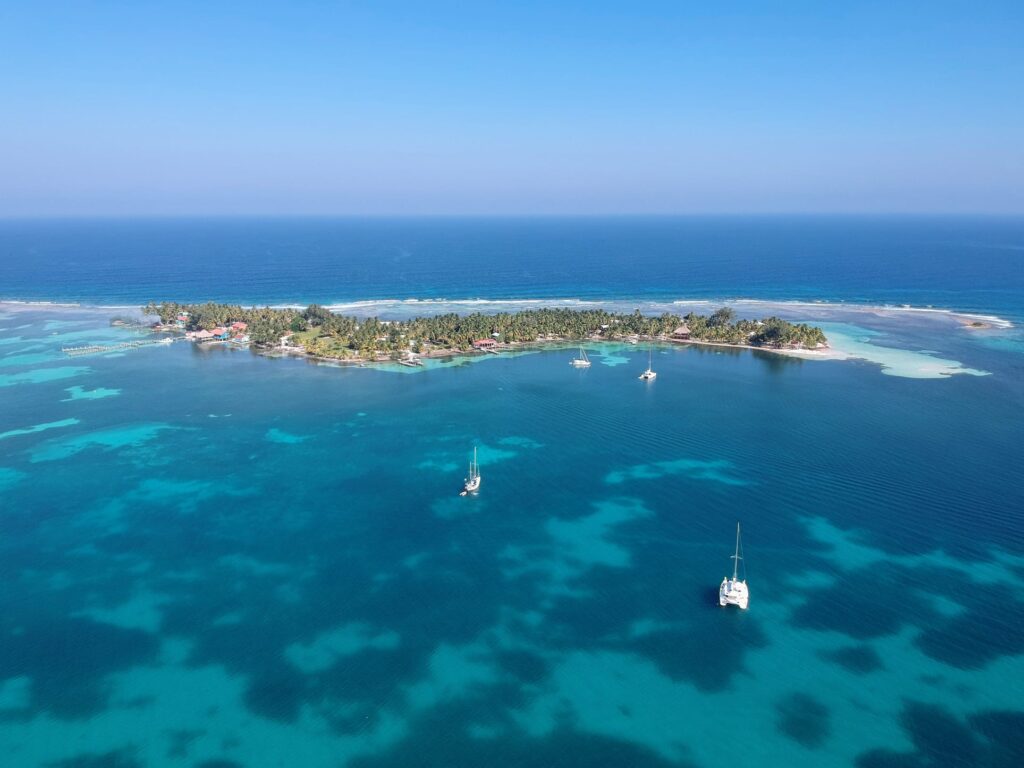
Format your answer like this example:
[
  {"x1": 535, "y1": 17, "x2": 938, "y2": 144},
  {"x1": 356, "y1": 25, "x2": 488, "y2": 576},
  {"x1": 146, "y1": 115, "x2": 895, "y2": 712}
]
[
  {"x1": 1, "y1": 216, "x2": 1024, "y2": 317},
  {"x1": 1, "y1": 218, "x2": 1022, "y2": 767}
]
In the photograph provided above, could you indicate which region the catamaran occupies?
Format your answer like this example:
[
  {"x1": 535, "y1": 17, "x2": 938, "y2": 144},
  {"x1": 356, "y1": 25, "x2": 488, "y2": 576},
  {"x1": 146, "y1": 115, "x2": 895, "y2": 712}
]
[
  {"x1": 719, "y1": 522, "x2": 749, "y2": 609},
  {"x1": 570, "y1": 347, "x2": 591, "y2": 368},
  {"x1": 460, "y1": 447, "x2": 481, "y2": 496},
  {"x1": 639, "y1": 348, "x2": 656, "y2": 380}
]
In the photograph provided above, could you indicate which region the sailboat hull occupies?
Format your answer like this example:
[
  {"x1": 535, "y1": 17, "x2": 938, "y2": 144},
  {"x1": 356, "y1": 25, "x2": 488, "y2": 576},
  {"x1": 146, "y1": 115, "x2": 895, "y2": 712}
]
[
  {"x1": 461, "y1": 447, "x2": 481, "y2": 496},
  {"x1": 639, "y1": 348, "x2": 655, "y2": 379},
  {"x1": 719, "y1": 578, "x2": 749, "y2": 609},
  {"x1": 571, "y1": 347, "x2": 591, "y2": 367}
]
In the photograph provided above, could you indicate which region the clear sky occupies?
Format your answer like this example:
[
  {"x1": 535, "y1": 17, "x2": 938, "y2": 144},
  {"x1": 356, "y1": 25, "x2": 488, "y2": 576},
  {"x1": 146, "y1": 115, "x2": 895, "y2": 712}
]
[{"x1": 1, "y1": 1, "x2": 1022, "y2": 215}]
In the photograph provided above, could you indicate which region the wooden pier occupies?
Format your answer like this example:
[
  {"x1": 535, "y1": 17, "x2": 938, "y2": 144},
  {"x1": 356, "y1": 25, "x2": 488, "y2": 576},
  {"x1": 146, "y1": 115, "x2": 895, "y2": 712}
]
[{"x1": 61, "y1": 338, "x2": 175, "y2": 357}]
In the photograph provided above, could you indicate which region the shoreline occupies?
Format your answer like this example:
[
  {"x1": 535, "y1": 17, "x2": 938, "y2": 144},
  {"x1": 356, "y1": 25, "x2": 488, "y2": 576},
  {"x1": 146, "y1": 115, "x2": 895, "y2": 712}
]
[
  {"x1": 4, "y1": 298, "x2": 1011, "y2": 379},
  {"x1": 0, "y1": 297, "x2": 1015, "y2": 329},
  {"x1": 0, "y1": 300, "x2": 997, "y2": 379},
  {"x1": 249, "y1": 335, "x2": 837, "y2": 369}
]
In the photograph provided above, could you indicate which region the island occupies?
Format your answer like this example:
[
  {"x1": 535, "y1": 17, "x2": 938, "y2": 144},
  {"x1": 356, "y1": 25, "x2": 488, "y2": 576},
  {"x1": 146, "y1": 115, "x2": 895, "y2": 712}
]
[{"x1": 142, "y1": 302, "x2": 829, "y2": 364}]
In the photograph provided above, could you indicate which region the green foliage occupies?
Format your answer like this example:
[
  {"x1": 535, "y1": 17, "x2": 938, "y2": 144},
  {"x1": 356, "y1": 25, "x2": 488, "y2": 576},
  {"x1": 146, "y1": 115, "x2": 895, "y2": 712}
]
[
  {"x1": 144, "y1": 302, "x2": 827, "y2": 357},
  {"x1": 709, "y1": 307, "x2": 736, "y2": 327},
  {"x1": 303, "y1": 304, "x2": 332, "y2": 326},
  {"x1": 683, "y1": 310, "x2": 825, "y2": 348},
  {"x1": 748, "y1": 317, "x2": 827, "y2": 347},
  {"x1": 145, "y1": 301, "x2": 299, "y2": 345}
]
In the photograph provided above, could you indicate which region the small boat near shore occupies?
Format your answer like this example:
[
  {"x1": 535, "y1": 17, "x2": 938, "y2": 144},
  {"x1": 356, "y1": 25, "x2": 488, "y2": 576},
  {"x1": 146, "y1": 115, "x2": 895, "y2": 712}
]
[
  {"x1": 570, "y1": 347, "x2": 591, "y2": 368},
  {"x1": 459, "y1": 447, "x2": 481, "y2": 496},
  {"x1": 719, "y1": 522, "x2": 749, "y2": 609}
]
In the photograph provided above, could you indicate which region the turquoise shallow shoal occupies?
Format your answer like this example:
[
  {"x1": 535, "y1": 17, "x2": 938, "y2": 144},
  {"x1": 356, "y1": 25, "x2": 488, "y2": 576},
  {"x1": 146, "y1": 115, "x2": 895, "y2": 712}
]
[{"x1": 0, "y1": 308, "x2": 1022, "y2": 768}]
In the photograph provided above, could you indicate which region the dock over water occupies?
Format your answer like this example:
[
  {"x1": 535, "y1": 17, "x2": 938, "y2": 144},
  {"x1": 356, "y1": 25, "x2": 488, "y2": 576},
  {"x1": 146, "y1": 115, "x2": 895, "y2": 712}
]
[{"x1": 61, "y1": 338, "x2": 175, "y2": 357}]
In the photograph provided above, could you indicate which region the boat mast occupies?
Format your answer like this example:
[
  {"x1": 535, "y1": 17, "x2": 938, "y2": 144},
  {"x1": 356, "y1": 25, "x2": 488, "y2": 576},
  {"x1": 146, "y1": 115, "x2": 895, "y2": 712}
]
[{"x1": 731, "y1": 523, "x2": 742, "y2": 581}]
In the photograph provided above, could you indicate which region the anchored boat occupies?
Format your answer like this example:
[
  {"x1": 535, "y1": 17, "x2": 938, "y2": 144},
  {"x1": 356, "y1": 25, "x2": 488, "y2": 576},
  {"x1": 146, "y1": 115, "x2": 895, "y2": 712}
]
[
  {"x1": 460, "y1": 447, "x2": 481, "y2": 496},
  {"x1": 570, "y1": 347, "x2": 591, "y2": 368},
  {"x1": 639, "y1": 348, "x2": 656, "y2": 380},
  {"x1": 719, "y1": 523, "x2": 749, "y2": 609}
]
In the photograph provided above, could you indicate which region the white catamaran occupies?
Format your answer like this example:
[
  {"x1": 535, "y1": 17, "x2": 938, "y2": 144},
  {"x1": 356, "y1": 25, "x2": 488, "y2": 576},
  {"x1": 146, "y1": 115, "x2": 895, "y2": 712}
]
[
  {"x1": 719, "y1": 522, "x2": 749, "y2": 609},
  {"x1": 460, "y1": 447, "x2": 481, "y2": 496},
  {"x1": 639, "y1": 348, "x2": 656, "y2": 380},
  {"x1": 570, "y1": 347, "x2": 591, "y2": 368}
]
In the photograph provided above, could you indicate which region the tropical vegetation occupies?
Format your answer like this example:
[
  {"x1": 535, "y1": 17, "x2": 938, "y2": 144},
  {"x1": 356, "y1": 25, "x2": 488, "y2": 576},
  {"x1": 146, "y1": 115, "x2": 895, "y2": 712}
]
[{"x1": 143, "y1": 302, "x2": 827, "y2": 359}]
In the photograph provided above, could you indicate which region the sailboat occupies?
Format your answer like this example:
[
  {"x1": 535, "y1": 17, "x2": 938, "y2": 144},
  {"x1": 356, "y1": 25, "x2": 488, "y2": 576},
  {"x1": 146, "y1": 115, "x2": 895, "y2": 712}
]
[
  {"x1": 459, "y1": 447, "x2": 481, "y2": 496},
  {"x1": 570, "y1": 346, "x2": 591, "y2": 368},
  {"x1": 719, "y1": 523, "x2": 749, "y2": 609},
  {"x1": 639, "y1": 347, "x2": 656, "y2": 380}
]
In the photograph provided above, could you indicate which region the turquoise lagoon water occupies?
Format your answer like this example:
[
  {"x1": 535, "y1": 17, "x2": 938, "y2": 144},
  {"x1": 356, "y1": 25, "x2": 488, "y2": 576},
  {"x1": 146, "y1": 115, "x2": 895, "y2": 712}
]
[{"x1": 1, "y1": 303, "x2": 1023, "y2": 768}]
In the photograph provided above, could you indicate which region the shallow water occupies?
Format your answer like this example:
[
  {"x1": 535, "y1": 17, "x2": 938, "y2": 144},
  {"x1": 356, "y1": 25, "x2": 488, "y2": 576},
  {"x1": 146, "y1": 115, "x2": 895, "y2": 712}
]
[{"x1": 0, "y1": 306, "x2": 1022, "y2": 767}]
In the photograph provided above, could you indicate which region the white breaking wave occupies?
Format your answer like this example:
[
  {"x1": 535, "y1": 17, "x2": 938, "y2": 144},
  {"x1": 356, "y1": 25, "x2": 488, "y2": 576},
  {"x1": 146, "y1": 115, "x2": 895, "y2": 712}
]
[
  {"x1": 0, "y1": 299, "x2": 143, "y2": 311},
  {"x1": 321, "y1": 297, "x2": 604, "y2": 315},
  {"x1": 723, "y1": 298, "x2": 1014, "y2": 328},
  {"x1": 309, "y1": 296, "x2": 1014, "y2": 328},
  {"x1": 0, "y1": 296, "x2": 1014, "y2": 328},
  {"x1": 0, "y1": 299, "x2": 85, "y2": 308}
]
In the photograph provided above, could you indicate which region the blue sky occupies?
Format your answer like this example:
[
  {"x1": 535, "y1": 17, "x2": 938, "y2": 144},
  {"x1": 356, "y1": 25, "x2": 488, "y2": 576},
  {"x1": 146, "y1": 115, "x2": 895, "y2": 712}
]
[{"x1": 1, "y1": 1, "x2": 1022, "y2": 215}]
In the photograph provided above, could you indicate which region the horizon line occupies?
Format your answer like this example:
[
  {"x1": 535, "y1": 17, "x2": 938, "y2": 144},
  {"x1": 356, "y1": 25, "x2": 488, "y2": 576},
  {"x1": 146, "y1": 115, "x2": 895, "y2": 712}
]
[{"x1": 2, "y1": 211, "x2": 1024, "y2": 221}]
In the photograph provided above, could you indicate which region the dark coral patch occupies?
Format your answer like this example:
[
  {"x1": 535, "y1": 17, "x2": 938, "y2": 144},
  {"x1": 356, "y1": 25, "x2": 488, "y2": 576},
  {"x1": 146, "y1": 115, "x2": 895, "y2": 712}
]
[
  {"x1": 626, "y1": 613, "x2": 768, "y2": 693},
  {"x1": 819, "y1": 644, "x2": 884, "y2": 674},
  {"x1": 900, "y1": 701, "x2": 982, "y2": 765},
  {"x1": 967, "y1": 710, "x2": 1024, "y2": 768},
  {"x1": 494, "y1": 649, "x2": 549, "y2": 684},
  {"x1": 44, "y1": 748, "x2": 142, "y2": 768},
  {"x1": 856, "y1": 701, "x2": 1024, "y2": 768},
  {"x1": 242, "y1": 668, "x2": 308, "y2": 723},
  {"x1": 776, "y1": 692, "x2": 831, "y2": 749},
  {"x1": 791, "y1": 563, "x2": 935, "y2": 640},
  {"x1": 915, "y1": 592, "x2": 1024, "y2": 670},
  {"x1": 0, "y1": 618, "x2": 158, "y2": 719},
  {"x1": 856, "y1": 749, "x2": 924, "y2": 768},
  {"x1": 346, "y1": 701, "x2": 694, "y2": 768}
]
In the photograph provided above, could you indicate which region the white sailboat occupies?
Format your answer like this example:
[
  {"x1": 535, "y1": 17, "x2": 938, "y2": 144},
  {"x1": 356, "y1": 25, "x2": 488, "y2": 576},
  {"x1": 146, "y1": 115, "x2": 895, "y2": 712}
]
[
  {"x1": 719, "y1": 523, "x2": 749, "y2": 609},
  {"x1": 570, "y1": 346, "x2": 591, "y2": 368},
  {"x1": 639, "y1": 347, "x2": 656, "y2": 380},
  {"x1": 459, "y1": 447, "x2": 481, "y2": 496}
]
